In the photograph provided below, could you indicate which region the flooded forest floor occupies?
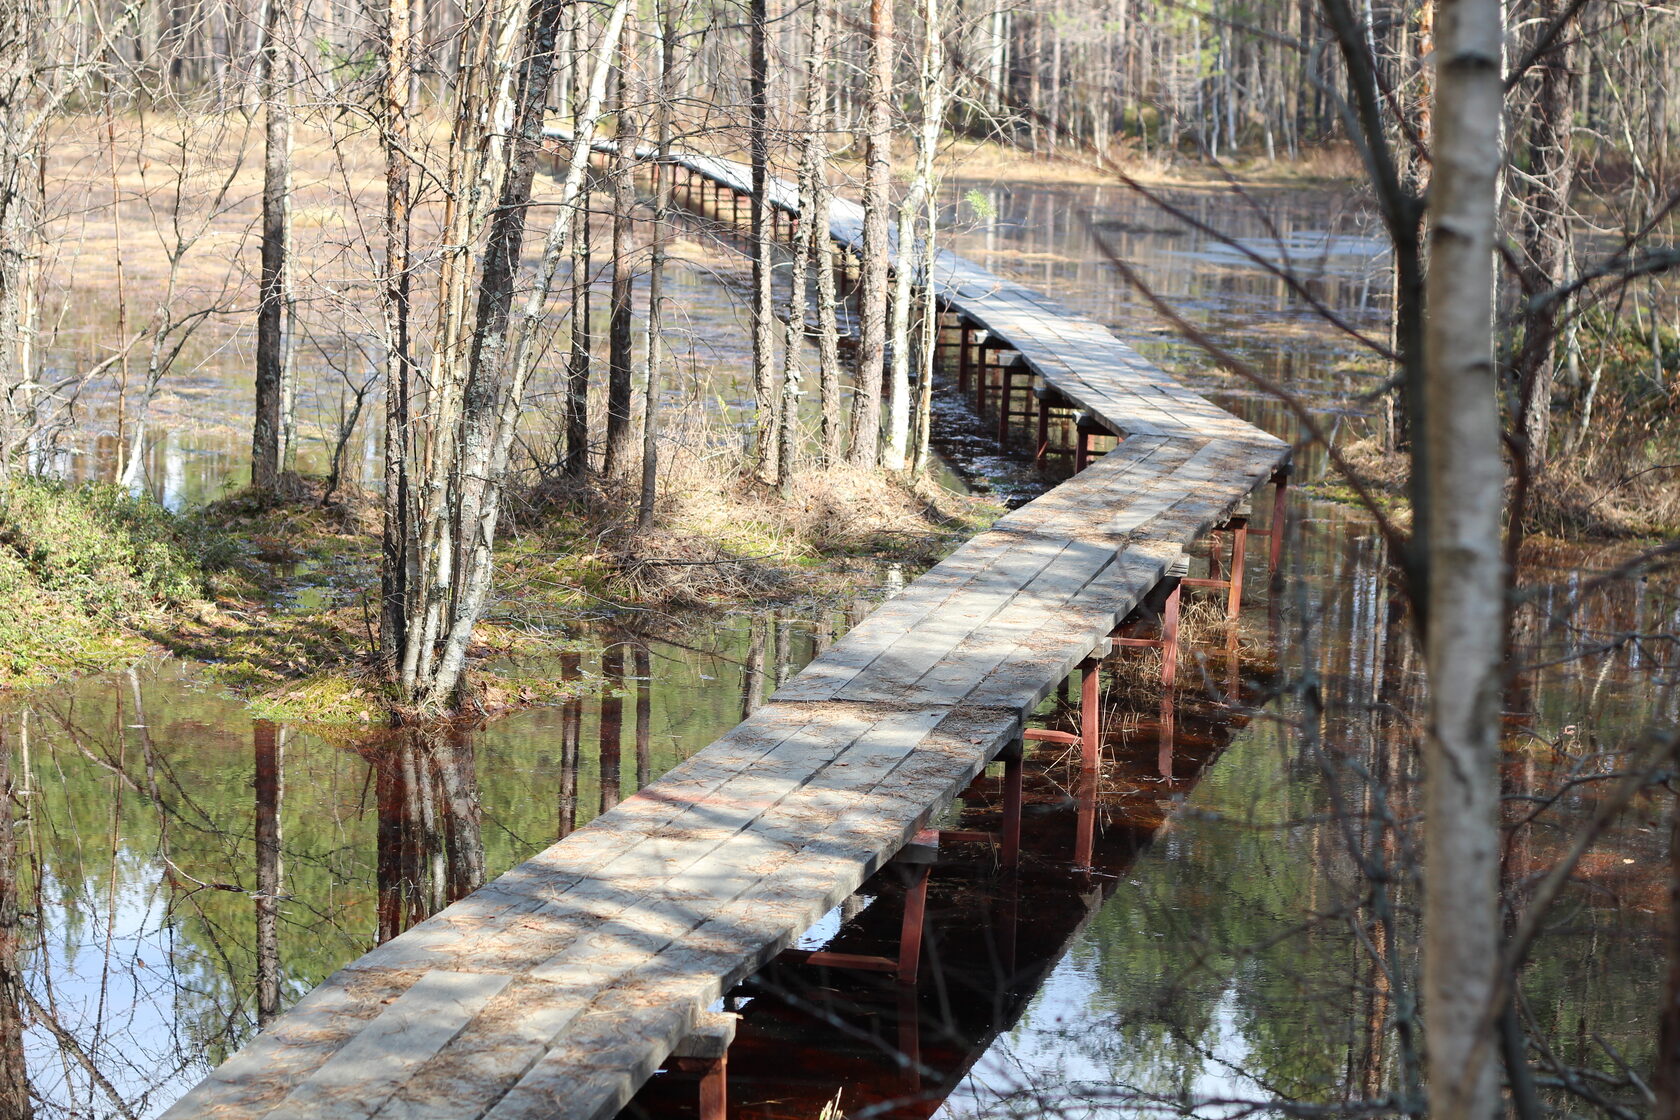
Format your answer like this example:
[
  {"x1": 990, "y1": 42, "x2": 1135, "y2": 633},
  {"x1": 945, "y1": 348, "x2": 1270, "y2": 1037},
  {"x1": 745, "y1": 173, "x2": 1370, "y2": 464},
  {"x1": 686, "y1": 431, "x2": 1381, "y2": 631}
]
[{"x1": 2, "y1": 117, "x2": 1676, "y2": 1118}]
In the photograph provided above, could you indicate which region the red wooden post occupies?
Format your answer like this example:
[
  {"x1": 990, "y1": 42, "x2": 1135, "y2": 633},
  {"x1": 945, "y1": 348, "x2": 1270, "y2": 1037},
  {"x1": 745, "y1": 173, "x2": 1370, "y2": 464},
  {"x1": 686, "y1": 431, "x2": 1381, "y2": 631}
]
[
  {"x1": 1075, "y1": 421, "x2": 1098, "y2": 472},
  {"x1": 1035, "y1": 389, "x2": 1051, "y2": 468},
  {"x1": 996, "y1": 361, "x2": 1012, "y2": 447},
  {"x1": 697, "y1": 1057, "x2": 727, "y2": 1120},
  {"x1": 896, "y1": 863, "x2": 931, "y2": 985},
  {"x1": 1228, "y1": 517, "x2": 1248, "y2": 620},
  {"x1": 958, "y1": 324, "x2": 971, "y2": 393},
  {"x1": 1160, "y1": 582, "x2": 1182, "y2": 689},
  {"x1": 1269, "y1": 466, "x2": 1289, "y2": 572},
  {"x1": 1079, "y1": 656, "x2": 1101, "y2": 769}
]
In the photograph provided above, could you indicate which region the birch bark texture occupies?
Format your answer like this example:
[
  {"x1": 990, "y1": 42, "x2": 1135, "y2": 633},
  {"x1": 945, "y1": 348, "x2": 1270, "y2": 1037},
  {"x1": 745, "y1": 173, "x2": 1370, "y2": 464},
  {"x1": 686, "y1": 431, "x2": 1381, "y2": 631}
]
[
  {"x1": 849, "y1": 0, "x2": 894, "y2": 467},
  {"x1": 604, "y1": 9, "x2": 639, "y2": 480},
  {"x1": 380, "y1": 0, "x2": 415, "y2": 665},
  {"x1": 1420, "y1": 0, "x2": 1506, "y2": 1116},
  {"x1": 252, "y1": 0, "x2": 292, "y2": 492},
  {"x1": 749, "y1": 0, "x2": 778, "y2": 476},
  {"x1": 806, "y1": 0, "x2": 844, "y2": 467}
]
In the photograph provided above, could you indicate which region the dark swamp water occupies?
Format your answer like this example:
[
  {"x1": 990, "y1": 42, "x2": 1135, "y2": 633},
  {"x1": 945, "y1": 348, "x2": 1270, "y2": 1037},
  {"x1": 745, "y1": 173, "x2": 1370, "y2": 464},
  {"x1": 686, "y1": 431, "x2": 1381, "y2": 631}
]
[{"x1": 6, "y1": 176, "x2": 1676, "y2": 1118}]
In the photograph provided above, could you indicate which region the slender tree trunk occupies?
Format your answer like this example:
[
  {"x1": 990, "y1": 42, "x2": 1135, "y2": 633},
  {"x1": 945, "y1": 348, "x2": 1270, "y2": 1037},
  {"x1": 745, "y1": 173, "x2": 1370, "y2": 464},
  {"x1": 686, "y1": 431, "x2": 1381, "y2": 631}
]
[
  {"x1": 1420, "y1": 2, "x2": 1506, "y2": 1118},
  {"x1": 749, "y1": 0, "x2": 778, "y2": 478},
  {"x1": 0, "y1": 729, "x2": 30, "y2": 1118},
  {"x1": 884, "y1": 222, "x2": 912, "y2": 470},
  {"x1": 604, "y1": 12, "x2": 638, "y2": 479},
  {"x1": 778, "y1": 134, "x2": 812, "y2": 497},
  {"x1": 640, "y1": 0, "x2": 679, "y2": 529},
  {"x1": 0, "y1": 0, "x2": 42, "y2": 478},
  {"x1": 106, "y1": 108, "x2": 132, "y2": 482},
  {"x1": 254, "y1": 720, "x2": 283, "y2": 1026},
  {"x1": 849, "y1": 0, "x2": 893, "y2": 467},
  {"x1": 252, "y1": 0, "x2": 290, "y2": 492},
  {"x1": 380, "y1": 0, "x2": 414, "y2": 668},
  {"x1": 888, "y1": 0, "x2": 943, "y2": 472},
  {"x1": 564, "y1": 9, "x2": 594, "y2": 481},
  {"x1": 1515, "y1": 0, "x2": 1575, "y2": 479},
  {"x1": 807, "y1": 0, "x2": 843, "y2": 466},
  {"x1": 907, "y1": 107, "x2": 942, "y2": 473}
]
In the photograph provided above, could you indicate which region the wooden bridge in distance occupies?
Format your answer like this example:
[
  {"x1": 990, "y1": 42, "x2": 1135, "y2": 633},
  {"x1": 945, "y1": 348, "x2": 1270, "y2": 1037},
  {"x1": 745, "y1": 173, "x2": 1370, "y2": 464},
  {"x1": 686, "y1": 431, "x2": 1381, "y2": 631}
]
[{"x1": 160, "y1": 137, "x2": 1292, "y2": 1120}]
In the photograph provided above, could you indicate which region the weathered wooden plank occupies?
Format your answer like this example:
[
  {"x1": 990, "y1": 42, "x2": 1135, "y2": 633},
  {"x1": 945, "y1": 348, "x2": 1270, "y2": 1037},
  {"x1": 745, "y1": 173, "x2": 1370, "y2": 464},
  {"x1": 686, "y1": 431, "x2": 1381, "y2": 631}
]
[
  {"x1": 392, "y1": 708, "x2": 1018, "y2": 1120},
  {"x1": 475, "y1": 709, "x2": 1021, "y2": 1120},
  {"x1": 159, "y1": 971, "x2": 431, "y2": 1119},
  {"x1": 263, "y1": 971, "x2": 513, "y2": 1120}
]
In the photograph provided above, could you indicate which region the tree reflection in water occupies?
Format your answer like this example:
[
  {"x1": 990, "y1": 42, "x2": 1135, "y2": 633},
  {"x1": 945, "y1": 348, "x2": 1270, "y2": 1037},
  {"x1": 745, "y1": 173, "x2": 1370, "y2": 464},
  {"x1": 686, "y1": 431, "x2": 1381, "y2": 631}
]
[
  {"x1": 0, "y1": 722, "x2": 31, "y2": 1118},
  {"x1": 368, "y1": 725, "x2": 487, "y2": 945}
]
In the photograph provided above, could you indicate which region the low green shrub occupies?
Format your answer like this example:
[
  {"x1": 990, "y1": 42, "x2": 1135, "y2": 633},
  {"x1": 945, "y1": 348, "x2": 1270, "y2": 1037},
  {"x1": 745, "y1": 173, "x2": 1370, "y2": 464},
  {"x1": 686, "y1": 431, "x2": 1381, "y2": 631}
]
[{"x1": 0, "y1": 477, "x2": 244, "y2": 686}]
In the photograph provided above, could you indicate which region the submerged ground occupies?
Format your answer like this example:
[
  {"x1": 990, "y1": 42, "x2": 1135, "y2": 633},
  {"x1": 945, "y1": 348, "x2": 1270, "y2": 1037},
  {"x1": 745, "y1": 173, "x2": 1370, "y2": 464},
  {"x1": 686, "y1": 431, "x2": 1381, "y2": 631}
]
[{"x1": 1, "y1": 160, "x2": 1673, "y2": 1117}]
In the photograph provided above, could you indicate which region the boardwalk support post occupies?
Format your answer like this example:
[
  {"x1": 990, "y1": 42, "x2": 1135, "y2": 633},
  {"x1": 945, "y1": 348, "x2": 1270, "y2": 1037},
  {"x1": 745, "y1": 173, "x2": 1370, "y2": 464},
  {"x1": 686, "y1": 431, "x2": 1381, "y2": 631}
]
[
  {"x1": 1182, "y1": 515, "x2": 1249, "y2": 620},
  {"x1": 958, "y1": 322, "x2": 972, "y2": 392},
  {"x1": 1034, "y1": 386, "x2": 1052, "y2": 467},
  {"x1": 1079, "y1": 656, "x2": 1102, "y2": 769},
  {"x1": 896, "y1": 859, "x2": 932, "y2": 985},
  {"x1": 672, "y1": 1013, "x2": 737, "y2": 1120},
  {"x1": 1269, "y1": 466, "x2": 1288, "y2": 572},
  {"x1": 780, "y1": 830, "x2": 937, "y2": 985},
  {"x1": 1160, "y1": 580, "x2": 1182, "y2": 689},
  {"x1": 1074, "y1": 415, "x2": 1105, "y2": 472},
  {"x1": 1114, "y1": 569, "x2": 1186, "y2": 688}
]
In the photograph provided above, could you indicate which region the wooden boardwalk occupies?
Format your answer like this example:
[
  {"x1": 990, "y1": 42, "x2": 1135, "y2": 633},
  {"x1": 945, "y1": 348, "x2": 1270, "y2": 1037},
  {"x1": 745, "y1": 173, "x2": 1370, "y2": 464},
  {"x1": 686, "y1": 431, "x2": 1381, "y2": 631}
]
[{"x1": 161, "y1": 140, "x2": 1290, "y2": 1120}]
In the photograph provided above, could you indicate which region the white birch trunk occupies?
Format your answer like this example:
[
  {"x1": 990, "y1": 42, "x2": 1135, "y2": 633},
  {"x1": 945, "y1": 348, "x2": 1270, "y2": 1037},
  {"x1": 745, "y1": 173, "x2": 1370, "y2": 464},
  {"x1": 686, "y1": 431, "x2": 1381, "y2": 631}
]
[{"x1": 1421, "y1": 1, "x2": 1506, "y2": 1116}]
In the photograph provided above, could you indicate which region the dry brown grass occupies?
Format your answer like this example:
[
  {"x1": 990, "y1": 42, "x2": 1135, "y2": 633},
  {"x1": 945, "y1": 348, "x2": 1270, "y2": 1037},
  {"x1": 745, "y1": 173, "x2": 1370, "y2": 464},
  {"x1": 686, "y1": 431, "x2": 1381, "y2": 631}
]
[
  {"x1": 1310, "y1": 424, "x2": 1680, "y2": 542},
  {"x1": 509, "y1": 441, "x2": 1001, "y2": 612},
  {"x1": 1526, "y1": 458, "x2": 1680, "y2": 540},
  {"x1": 933, "y1": 137, "x2": 1366, "y2": 190}
]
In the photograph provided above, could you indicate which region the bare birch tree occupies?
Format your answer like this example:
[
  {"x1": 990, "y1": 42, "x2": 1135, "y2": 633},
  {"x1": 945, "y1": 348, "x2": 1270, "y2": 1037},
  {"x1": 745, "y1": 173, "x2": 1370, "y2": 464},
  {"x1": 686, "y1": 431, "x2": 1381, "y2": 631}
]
[
  {"x1": 1511, "y1": 0, "x2": 1576, "y2": 480},
  {"x1": 603, "y1": 9, "x2": 639, "y2": 480},
  {"x1": 564, "y1": 6, "x2": 595, "y2": 480},
  {"x1": 640, "y1": 0, "x2": 682, "y2": 529},
  {"x1": 848, "y1": 0, "x2": 893, "y2": 467},
  {"x1": 888, "y1": 0, "x2": 944, "y2": 473},
  {"x1": 380, "y1": 0, "x2": 415, "y2": 665},
  {"x1": 392, "y1": 0, "x2": 631, "y2": 713},
  {"x1": 1421, "y1": 1, "x2": 1506, "y2": 1116},
  {"x1": 749, "y1": 0, "x2": 779, "y2": 478},
  {"x1": 251, "y1": 0, "x2": 292, "y2": 492},
  {"x1": 806, "y1": 0, "x2": 844, "y2": 467}
]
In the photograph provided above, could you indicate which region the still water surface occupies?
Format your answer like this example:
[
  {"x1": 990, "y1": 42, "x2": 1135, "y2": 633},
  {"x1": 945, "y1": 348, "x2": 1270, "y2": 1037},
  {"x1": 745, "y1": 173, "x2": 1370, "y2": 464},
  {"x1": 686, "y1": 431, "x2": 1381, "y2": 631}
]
[{"x1": 6, "y1": 177, "x2": 1674, "y2": 1118}]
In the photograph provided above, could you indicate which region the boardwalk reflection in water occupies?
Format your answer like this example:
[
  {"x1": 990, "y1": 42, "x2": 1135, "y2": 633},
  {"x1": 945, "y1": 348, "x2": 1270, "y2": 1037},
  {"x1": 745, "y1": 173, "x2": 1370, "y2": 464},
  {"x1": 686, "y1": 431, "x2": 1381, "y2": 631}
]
[{"x1": 619, "y1": 614, "x2": 1274, "y2": 1120}]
